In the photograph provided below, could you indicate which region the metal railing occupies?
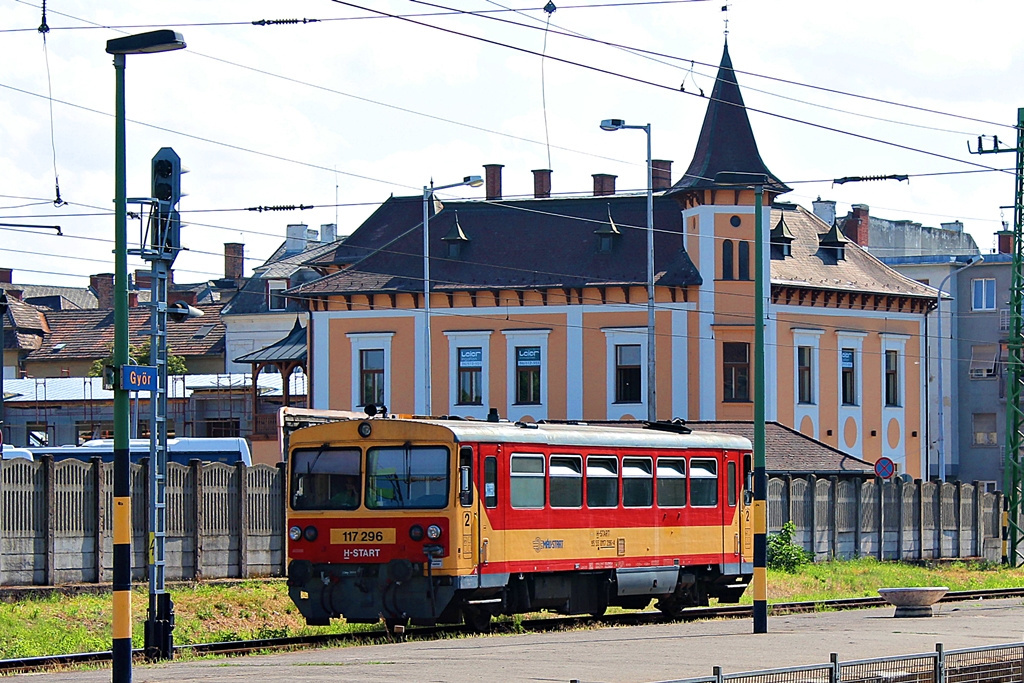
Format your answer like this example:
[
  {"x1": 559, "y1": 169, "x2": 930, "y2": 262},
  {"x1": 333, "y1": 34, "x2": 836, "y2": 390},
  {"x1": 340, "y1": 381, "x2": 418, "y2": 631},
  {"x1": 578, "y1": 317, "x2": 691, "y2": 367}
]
[{"x1": 659, "y1": 642, "x2": 1024, "y2": 683}]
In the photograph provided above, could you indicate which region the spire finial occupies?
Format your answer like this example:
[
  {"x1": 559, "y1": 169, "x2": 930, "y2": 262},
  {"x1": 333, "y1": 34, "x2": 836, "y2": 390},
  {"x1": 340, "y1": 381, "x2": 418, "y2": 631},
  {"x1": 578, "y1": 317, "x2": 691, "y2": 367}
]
[{"x1": 722, "y1": 3, "x2": 730, "y2": 38}]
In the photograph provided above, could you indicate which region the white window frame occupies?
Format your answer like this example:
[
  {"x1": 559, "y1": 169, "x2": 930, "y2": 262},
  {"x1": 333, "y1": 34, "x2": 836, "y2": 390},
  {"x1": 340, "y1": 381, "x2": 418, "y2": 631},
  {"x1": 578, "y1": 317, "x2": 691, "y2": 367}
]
[
  {"x1": 791, "y1": 328, "x2": 825, "y2": 439},
  {"x1": 346, "y1": 332, "x2": 394, "y2": 411},
  {"x1": 972, "y1": 278, "x2": 996, "y2": 311},
  {"x1": 444, "y1": 330, "x2": 493, "y2": 420},
  {"x1": 267, "y1": 279, "x2": 288, "y2": 311},
  {"x1": 602, "y1": 327, "x2": 647, "y2": 419},
  {"x1": 503, "y1": 329, "x2": 551, "y2": 422},
  {"x1": 880, "y1": 333, "x2": 909, "y2": 409}
]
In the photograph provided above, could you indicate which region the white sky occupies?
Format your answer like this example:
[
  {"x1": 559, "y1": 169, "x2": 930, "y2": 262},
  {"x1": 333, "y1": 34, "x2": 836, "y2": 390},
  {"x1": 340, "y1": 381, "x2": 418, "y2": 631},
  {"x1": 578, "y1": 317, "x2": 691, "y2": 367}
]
[{"x1": 1, "y1": 0, "x2": 1021, "y2": 288}]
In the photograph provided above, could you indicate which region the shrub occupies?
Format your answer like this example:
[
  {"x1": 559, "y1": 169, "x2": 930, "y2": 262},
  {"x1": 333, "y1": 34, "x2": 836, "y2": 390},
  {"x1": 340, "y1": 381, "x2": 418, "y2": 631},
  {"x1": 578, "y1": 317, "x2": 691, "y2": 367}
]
[{"x1": 767, "y1": 521, "x2": 812, "y2": 572}]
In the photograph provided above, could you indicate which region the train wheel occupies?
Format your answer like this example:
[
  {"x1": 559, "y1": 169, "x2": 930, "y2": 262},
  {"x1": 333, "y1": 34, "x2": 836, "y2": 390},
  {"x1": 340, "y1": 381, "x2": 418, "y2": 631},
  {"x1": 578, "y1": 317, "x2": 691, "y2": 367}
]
[{"x1": 462, "y1": 606, "x2": 492, "y2": 632}]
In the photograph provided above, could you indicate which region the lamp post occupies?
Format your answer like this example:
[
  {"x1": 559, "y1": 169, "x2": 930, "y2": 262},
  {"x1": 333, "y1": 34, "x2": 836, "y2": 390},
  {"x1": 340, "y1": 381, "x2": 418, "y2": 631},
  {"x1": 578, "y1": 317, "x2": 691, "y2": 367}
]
[
  {"x1": 105, "y1": 29, "x2": 185, "y2": 683},
  {"x1": 600, "y1": 119, "x2": 656, "y2": 421},
  {"x1": 422, "y1": 175, "x2": 483, "y2": 416},
  {"x1": 935, "y1": 254, "x2": 983, "y2": 482}
]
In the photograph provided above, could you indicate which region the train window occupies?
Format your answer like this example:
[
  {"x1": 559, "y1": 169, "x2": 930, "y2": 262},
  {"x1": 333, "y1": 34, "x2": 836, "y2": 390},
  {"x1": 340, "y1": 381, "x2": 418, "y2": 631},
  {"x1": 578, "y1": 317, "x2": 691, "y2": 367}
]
[
  {"x1": 484, "y1": 456, "x2": 498, "y2": 508},
  {"x1": 459, "y1": 446, "x2": 473, "y2": 507},
  {"x1": 727, "y1": 461, "x2": 737, "y2": 507},
  {"x1": 549, "y1": 455, "x2": 583, "y2": 508},
  {"x1": 290, "y1": 447, "x2": 361, "y2": 510},
  {"x1": 656, "y1": 458, "x2": 686, "y2": 507},
  {"x1": 365, "y1": 445, "x2": 450, "y2": 509},
  {"x1": 586, "y1": 455, "x2": 618, "y2": 508},
  {"x1": 510, "y1": 453, "x2": 545, "y2": 509},
  {"x1": 622, "y1": 456, "x2": 653, "y2": 507},
  {"x1": 690, "y1": 458, "x2": 718, "y2": 507}
]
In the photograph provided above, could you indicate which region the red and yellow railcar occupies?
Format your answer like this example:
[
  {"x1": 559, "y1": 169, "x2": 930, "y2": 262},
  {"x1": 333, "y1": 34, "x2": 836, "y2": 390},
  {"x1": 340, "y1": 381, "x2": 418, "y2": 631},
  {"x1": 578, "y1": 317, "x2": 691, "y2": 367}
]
[{"x1": 286, "y1": 417, "x2": 753, "y2": 629}]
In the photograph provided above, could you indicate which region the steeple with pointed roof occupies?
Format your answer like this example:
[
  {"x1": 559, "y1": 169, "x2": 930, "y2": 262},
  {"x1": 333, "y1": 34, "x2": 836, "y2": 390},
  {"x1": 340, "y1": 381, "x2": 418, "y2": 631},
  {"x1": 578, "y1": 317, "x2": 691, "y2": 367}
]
[{"x1": 666, "y1": 42, "x2": 790, "y2": 200}]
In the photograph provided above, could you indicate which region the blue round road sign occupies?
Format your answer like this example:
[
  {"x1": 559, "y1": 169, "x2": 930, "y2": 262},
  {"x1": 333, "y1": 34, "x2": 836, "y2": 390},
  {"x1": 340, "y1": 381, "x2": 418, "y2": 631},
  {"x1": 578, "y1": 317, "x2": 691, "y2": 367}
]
[{"x1": 874, "y1": 456, "x2": 895, "y2": 479}]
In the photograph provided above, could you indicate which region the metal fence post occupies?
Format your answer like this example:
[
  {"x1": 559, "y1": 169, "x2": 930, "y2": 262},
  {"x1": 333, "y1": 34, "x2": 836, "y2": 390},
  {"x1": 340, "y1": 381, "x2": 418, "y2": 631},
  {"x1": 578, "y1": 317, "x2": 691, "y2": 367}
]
[
  {"x1": 935, "y1": 642, "x2": 945, "y2": 681},
  {"x1": 713, "y1": 665, "x2": 724, "y2": 683},
  {"x1": 830, "y1": 652, "x2": 839, "y2": 683}
]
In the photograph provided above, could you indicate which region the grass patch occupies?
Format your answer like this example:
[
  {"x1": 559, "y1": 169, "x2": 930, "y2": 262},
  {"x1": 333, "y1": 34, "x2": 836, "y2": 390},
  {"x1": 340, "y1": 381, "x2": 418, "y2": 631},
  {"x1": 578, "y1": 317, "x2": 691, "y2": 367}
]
[{"x1": 1, "y1": 561, "x2": 1022, "y2": 659}]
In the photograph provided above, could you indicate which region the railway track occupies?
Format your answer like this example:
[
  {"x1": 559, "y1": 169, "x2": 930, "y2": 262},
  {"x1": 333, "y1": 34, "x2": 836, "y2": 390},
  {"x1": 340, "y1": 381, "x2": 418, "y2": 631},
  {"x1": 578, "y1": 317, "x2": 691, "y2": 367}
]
[{"x1": 2, "y1": 587, "x2": 1021, "y2": 675}]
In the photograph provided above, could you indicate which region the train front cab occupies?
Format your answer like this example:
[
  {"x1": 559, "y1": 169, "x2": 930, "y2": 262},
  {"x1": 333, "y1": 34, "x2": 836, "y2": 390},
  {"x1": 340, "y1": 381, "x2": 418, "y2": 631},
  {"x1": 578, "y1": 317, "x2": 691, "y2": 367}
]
[{"x1": 286, "y1": 419, "x2": 479, "y2": 626}]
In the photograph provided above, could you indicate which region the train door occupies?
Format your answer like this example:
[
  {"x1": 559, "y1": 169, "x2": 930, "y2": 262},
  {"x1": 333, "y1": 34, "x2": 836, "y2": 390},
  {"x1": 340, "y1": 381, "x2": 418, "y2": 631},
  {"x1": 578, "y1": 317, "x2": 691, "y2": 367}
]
[
  {"x1": 477, "y1": 443, "x2": 502, "y2": 574},
  {"x1": 740, "y1": 452, "x2": 753, "y2": 562},
  {"x1": 458, "y1": 446, "x2": 479, "y2": 575}
]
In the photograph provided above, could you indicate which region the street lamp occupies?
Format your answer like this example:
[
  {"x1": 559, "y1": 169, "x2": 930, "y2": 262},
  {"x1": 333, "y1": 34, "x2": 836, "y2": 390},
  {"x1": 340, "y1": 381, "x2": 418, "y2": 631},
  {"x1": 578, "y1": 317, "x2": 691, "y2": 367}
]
[
  {"x1": 935, "y1": 254, "x2": 983, "y2": 482},
  {"x1": 422, "y1": 175, "x2": 483, "y2": 416},
  {"x1": 600, "y1": 119, "x2": 656, "y2": 421},
  {"x1": 105, "y1": 29, "x2": 185, "y2": 683}
]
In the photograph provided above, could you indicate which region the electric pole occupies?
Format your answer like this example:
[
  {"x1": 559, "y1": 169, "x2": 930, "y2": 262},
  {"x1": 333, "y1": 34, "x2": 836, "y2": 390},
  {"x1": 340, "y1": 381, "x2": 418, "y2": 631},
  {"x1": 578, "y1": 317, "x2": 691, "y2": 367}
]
[{"x1": 972, "y1": 108, "x2": 1024, "y2": 567}]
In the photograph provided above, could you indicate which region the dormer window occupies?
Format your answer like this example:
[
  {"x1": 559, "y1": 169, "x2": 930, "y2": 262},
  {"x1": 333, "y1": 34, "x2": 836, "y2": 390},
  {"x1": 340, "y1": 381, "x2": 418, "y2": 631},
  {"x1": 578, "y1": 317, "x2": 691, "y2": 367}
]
[
  {"x1": 770, "y1": 214, "x2": 795, "y2": 259},
  {"x1": 267, "y1": 279, "x2": 288, "y2": 311},
  {"x1": 818, "y1": 220, "x2": 849, "y2": 262},
  {"x1": 442, "y1": 211, "x2": 470, "y2": 260},
  {"x1": 594, "y1": 204, "x2": 621, "y2": 253}
]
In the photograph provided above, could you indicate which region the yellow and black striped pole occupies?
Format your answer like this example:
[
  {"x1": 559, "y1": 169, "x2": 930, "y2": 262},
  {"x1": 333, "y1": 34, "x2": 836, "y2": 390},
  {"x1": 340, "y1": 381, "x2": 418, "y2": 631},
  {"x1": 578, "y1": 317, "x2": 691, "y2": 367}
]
[
  {"x1": 752, "y1": 183, "x2": 768, "y2": 633},
  {"x1": 109, "y1": 48, "x2": 133, "y2": 682},
  {"x1": 106, "y1": 31, "x2": 187, "y2": 681}
]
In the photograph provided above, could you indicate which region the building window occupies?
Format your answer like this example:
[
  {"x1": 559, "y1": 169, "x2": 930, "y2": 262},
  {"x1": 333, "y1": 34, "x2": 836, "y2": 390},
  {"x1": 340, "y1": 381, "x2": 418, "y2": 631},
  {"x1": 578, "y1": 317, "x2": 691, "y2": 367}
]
[
  {"x1": 723, "y1": 342, "x2": 749, "y2": 402},
  {"x1": 841, "y1": 347, "x2": 857, "y2": 405},
  {"x1": 515, "y1": 346, "x2": 541, "y2": 404},
  {"x1": 586, "y1": 455, "x2": 618, "y2": 508},
  {"x1": 457, "y1": 347, "x2": 483, "y2": 405},
  {"x1": 549, "y1": 455, "x2": 583, "y2": 508},
  {"x1": 267, "y1": 279, "x2": 288, "y2": 311},
  {"x1": 360, "y1": 349, "x2": 385, "y2": 406},
  {"x1": 1001, "y1": 309, "x2": 1010, "y2": 331},
  {"x1": 972, "y1": 278, "x2": 996, "y2": 311},
  {"x1": 205, "y1": 418, "x2": 240, "y2": 438},
  {"x1": 26, "y1": 422, "x2": 49, "y2": 447},
  {"x1": 884, "y1": 350, "x2": 900, "y2": 406},
  {"x1": 969, "y1": 344, "x2": 998, "y2": 379},
  {"x1": 738, "y1": 241, "x2": 750, "y2": 281},
  {"x1": 797, "y1": 346, "x2": 813, "y2": 404},
  {"x1": 972, "y1": 413, "x2": 997, "y2": 446},
  {"x1": 615, "y1": 344, "x2": 642, "y2": 403},
  {"x1": 722, "y1": 240, "x2": 734, "y2": 280}
]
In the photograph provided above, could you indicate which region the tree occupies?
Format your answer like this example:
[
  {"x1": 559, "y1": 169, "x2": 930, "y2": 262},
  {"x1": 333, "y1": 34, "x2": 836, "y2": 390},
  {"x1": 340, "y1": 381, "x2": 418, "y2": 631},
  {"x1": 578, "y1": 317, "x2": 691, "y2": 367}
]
[{"x1": 88, "y1": 339, "x2": 188, "y2": 377}]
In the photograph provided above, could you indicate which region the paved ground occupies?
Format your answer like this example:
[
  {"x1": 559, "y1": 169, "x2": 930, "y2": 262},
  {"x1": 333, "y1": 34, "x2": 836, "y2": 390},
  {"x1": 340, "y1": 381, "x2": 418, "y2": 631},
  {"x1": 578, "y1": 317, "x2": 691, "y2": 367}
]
[{"x1": 21, "y1": 598, "x2": 1024, "y2": 683}]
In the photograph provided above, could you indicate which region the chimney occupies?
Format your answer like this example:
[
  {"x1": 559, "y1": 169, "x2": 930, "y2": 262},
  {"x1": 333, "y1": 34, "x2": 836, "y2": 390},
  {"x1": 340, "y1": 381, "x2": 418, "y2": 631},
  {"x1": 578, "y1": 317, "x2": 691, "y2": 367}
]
[
  {"x1": 484, "y1": 164, "x2": 504, "y2": 200},
  {"x1": 90, "y1": 273, "x2": 115, "y2": 309},
  {"x1": 652, "y1": 160, "x2": 672, "y2": 190},
  {"x1": 224, "y1": 243, "x2": 244, "y2": 281},
  {"x1": 285, "y1": 224, "x2": 308, "y2": 253},
  {"x1": 171, "y1": 291, "x2": 198, "y2": 306},
  {"x1": 842, "y1": 204, "x2": 870, "y2": 245},
  {"x1": 320, "y1": 223, "x2": 337, "y2": 243},
  {"x1": 812, "y1": 197, "x2": 836, "y2": 226},
  {"x1": 998, "y1": 227, "x2": 1014, "y2": 255},
  {"x1": 128, "y1": 291, "x2": 139, "y2": 307},
  {"x1": 532, "y1": 169, "x2": 552, "y2": 198},
  {"x1": 592, "y1": 174, "x2": 617, "y2": 196},
  {"x1": 134, "y1": 269, "x2": 152, "y2": 290},
  {"x1": 940, "y1": 220, "x2": 964, "y2": 232},
  {"x1": 0, "y1": 268, "x2": 11, "y2": 284}
]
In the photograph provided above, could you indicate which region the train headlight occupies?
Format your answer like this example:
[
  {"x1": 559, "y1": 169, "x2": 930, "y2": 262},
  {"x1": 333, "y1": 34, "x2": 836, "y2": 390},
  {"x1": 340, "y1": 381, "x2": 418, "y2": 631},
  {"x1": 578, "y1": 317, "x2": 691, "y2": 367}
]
[
  {"x1": 303, "y1": 525, "x2": 318, "y2": 542},
  {"x1": 426, "y1": 524, "x2": 442, "y2": 540},
  {"x1": 289, "y1": 526, "x2": 302, "y2": 541},
  {"x1": 358, "y1": 421, "x2": 372, "y2": 438},
  {"x1": 409, "y1": 524, "x2": 424, "y2": 541}
]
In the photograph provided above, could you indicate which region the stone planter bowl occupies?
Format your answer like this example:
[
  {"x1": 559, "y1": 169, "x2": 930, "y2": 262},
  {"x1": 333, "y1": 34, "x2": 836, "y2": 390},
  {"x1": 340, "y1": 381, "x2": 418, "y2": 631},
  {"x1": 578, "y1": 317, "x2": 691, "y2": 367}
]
[{"x1": 877, "y1": 586, "x2": 949, "y2": 617}]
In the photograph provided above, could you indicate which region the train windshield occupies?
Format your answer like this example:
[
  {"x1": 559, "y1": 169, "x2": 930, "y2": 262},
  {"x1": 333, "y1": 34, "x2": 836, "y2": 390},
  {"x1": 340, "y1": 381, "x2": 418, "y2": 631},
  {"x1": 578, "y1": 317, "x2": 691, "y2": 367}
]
[
  {"x1": 291, "y1": 447, "x2": 361, "y2": 510},
  {"x1": 365, "y1": 445, "x2": 449, "y2": 510}
]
